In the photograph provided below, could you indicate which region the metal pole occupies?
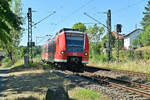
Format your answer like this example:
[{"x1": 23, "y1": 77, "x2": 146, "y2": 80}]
[
  {"x1": 117, "y1": 36, "x2": 119, "y2": 63},
  {"x1": 116, "y1": 24, "x2": 122, "y2": 63},
  {"x1": 107, "y1": 9, "x2": 112, "y2": 62},
  {"x1": 27, "y1": 12, "x2": 29, "y2": 62},
  {"x1": 27, "y1": 8, "x2": 33, "y2": 63}
]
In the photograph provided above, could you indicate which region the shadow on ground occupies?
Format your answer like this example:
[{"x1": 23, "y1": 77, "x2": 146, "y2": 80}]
[
  {"x1": 10, "y1": 96, "x2": 76, "y2": 100},
  {"x1": 85, "y1": 66, "x2": 111, "y2": 73},
  {"x1": 4, "y1": 65, "x2": 95, "y2": 100},
  {"x1": 0, "y1": 68, "x2": 9, "y2": 97},
  {"x1": 12, "y1": 96, "x2": 38, "y2": 100}
]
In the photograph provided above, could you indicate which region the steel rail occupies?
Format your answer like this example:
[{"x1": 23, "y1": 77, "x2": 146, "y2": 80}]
[
  {"x1": 87, "y1": 65, "x2": 150, "y2": 78},
  {"x1": 95, "y1": 74, "x2": 150, "y2": 90},
  {"x1": 73, "y1": 73, "x2": 150, "y2": 98}
]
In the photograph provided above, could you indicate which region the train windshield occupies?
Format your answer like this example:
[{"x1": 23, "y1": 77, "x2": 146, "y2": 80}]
[{"x1": 66, "y1": 33, "x2": 84, "y2": 53}]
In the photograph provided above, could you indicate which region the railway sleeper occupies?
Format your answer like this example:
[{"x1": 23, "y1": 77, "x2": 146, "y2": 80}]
[{"x1": 75, "y1": 73, "x2": 150, "y2": 99}]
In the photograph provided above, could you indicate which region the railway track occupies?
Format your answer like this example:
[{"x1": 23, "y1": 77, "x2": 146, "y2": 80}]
[
  {"x1": 86, "y1": 65, "x2": 150, "y2": 78},
  {"x1": 66, "y1": 71, "x2": 150, "y2": 99},
  {"x1": 80, "y1": 73, "x2": 150, "y2": 98},
  {"x1": 51, "y1": 64, "x2": 150, "y2": 99}
]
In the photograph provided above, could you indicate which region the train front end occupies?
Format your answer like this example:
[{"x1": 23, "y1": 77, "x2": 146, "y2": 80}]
[
  {"x1": 65, "y1": 31, "x2": 89, "y2": 65},
  {"x1": 54, "y1": 28, "x2": 89, "y2": 71}
]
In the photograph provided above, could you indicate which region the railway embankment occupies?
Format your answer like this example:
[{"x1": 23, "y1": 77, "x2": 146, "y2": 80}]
[
  {"x1": 2, "y1": 62, "x2": 150, "y2": 100},
  {"x1": 2, "y1": 64, "x2": 109, "y2": 100},
  {"x1": 88, "y1": 46, "x2": 150, "y2": 76}
]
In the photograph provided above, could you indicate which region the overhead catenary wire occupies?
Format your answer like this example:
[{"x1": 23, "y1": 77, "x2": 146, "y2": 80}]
[
  {"x1": 36, "y1": 35, "x2": 52, "y2": 45},
  {"x1": 55, "y1": 0, "x2": 95, "y2": 28},
  {"x1": 113, "y1": 0, "x2": 148, "y2": 14},
  {"x1": 48, "y1": 0, "x2": 95, "y2": 35},
  {"x1": 110, "y1": 0, "x2": 148, "y2": 31},
  {"x1": 90, "y1": 0, "x2": 148, "y2": 23},
  {"x1": 82, "y1": 22, "x2": 99, "y2": 24},
  {"x1": 84, "y1": 12, "x2": 107, "y2": 28},
  {"x1": 33, "y1": 11, "x2": 56, "y2": 26}
]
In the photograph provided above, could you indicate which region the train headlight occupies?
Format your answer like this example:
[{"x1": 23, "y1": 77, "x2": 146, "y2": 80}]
[
  {"x1": 84, "y1": 52, "x2": 88, "y2": 56},
  {"x1": 61, "y1": 51, "x2": 65, "y2": 55}
]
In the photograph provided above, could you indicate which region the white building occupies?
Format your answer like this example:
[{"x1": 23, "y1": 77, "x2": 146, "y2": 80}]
[{"x1": 124, "y1": 29, "x2": 143, "y2": 49}]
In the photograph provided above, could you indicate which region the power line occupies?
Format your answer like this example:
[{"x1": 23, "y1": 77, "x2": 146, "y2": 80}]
[
  {"x1": 83, "y1": 9, "x2": 112, "y2": 61},
  {"x1": 84, "y1": 12, "x2": 107, "y2": 28},
  {"x1": 36, "y1": 35, "x2": 52, "y2": 45},
  {"x1": 113, "y1": 0, "x2": 148, "y2": 14},
  {"x1": 68, "y1": 0, "x2": 95, "y2": 16},
  {"x1": 82, "y1": 22, "x2": 99, "y2": 24},
  {"x1": 33, "y1": 11, "x2": 56, "y2": 26},
  {"x1": 56, "y1": 0, "x2": 95, "y2": 27}
]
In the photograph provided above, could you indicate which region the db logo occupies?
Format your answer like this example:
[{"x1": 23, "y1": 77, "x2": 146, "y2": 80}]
[{"x1": 73, "y1": 53, "x2": 77, "y2": 56}]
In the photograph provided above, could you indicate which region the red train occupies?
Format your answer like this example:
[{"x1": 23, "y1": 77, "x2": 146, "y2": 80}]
[{"x1": 42, "y1": 28, "x2": 89, "y2": 71}]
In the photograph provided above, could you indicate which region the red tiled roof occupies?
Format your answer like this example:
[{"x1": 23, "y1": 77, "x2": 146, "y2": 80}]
[{"x1": 112, "y1": 31, "x2": 124, "y2": 39}]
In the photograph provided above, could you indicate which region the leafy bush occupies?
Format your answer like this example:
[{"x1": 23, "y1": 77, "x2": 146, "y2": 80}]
[{"x1": 1, "y1": 57, "x2": 15, "y2": 67}]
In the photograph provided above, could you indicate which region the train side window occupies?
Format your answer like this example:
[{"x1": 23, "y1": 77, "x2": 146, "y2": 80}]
[
  {"x1": 48, "y1": 45, "x2": 51, "y2": 52},
  {"x1": 52, "y1": 41, "x2": 56, "y2": 53}
]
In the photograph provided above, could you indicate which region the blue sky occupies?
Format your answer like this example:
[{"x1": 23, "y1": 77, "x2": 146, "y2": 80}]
[{"x1": 20, "y1": 0, "x2": 148, "y2": 46}]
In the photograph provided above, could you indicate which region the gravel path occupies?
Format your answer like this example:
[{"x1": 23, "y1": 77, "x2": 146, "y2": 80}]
[{"x1": 0, "y1": 68, "x2": 9, "y2": 100}]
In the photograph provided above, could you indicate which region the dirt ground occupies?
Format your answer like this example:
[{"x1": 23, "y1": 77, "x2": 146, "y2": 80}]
[
  {"x1": 1, "y1": 64, "x2": 110, "y2": 100},
  {"x1": 2, "y1": 66, "x2": 70, "y2": 100}
]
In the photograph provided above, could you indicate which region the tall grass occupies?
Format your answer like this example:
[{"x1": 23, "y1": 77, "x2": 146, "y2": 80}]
[
  {"x1": 69, "y1": 88, "x2": 109, "y2": 100},
  {"x1": 89, "y1": 60, "x2": 150, "y2": 74}
]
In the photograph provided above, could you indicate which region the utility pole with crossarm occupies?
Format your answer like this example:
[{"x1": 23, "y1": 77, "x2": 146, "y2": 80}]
[
  {"x1": 26, "y1": 8, "x2": 56, "y2": 64},
  {"x1": 107, "y1": 9, "x2": 112, "y2": 62},
  {"x1": 27, "y1": 8, "x2": 34, "y2": 63},
  {"x1": 84, "y1": 9, "x2": 112, "y2": 62}
]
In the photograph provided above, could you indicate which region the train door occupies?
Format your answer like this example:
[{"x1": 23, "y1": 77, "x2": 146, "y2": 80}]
[
  {"x1": 48, "y1": 41, "x2": 56, "y2": 62},
  {"x1": 52, "y1": 41, "x2": 56, "y2": 60}
]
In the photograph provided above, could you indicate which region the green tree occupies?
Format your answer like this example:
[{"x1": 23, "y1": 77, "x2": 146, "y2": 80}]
[
  {"x1": 86, "y1": 24, "x2": 104, "y2": 43},
  {"x1": 9, "y1": 0, "x2": 23, "y2": 60},
  {"x1": 132, "y1": 38, "x2": 141, "y2": 47},
  {"x1": 0, "y1": 0, "x2": 21, "y2": 44},
  {"x1": 0, "y1": 0, "x2": 23, "y2": 61},
  {"x1": 141, "y1": 0, "x2": 150, "y2": 28},
  {"x1": 72, "y1": 22, "x2": 86, "y2": 32},
  {"x1": 101, "y1": 35, "x2": 107, "y2": 48},
  {"x1": 18, "y1": 46, "x2": 27, "y2": 58},
  {"x1": 139, "y1": 25, "x2": 150, "y2": 46},
  {"x1": 86, "y1": 24, "x2": 105, "y2": 55}
]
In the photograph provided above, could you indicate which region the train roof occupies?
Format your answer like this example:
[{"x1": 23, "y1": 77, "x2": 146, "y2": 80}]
[
  {"x1": 59, "y1": 28, "x2": 79, "y2": 33},
  {"x1": 65, "y1": 31, "x2": 83, "y2": 34}
]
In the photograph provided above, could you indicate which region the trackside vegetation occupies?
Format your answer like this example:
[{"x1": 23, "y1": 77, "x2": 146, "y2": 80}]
[{"x1": 69, "y1": 88, "x2": 109, "y2": 100}]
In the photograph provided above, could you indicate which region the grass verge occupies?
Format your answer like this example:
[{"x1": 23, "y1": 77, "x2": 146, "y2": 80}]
[
  {"x1": 89, "y1": 60, "x2": 150, "y2": 74},
  {"x1": 69, "y1": 88, "x2": 109, "y2": 100}
]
